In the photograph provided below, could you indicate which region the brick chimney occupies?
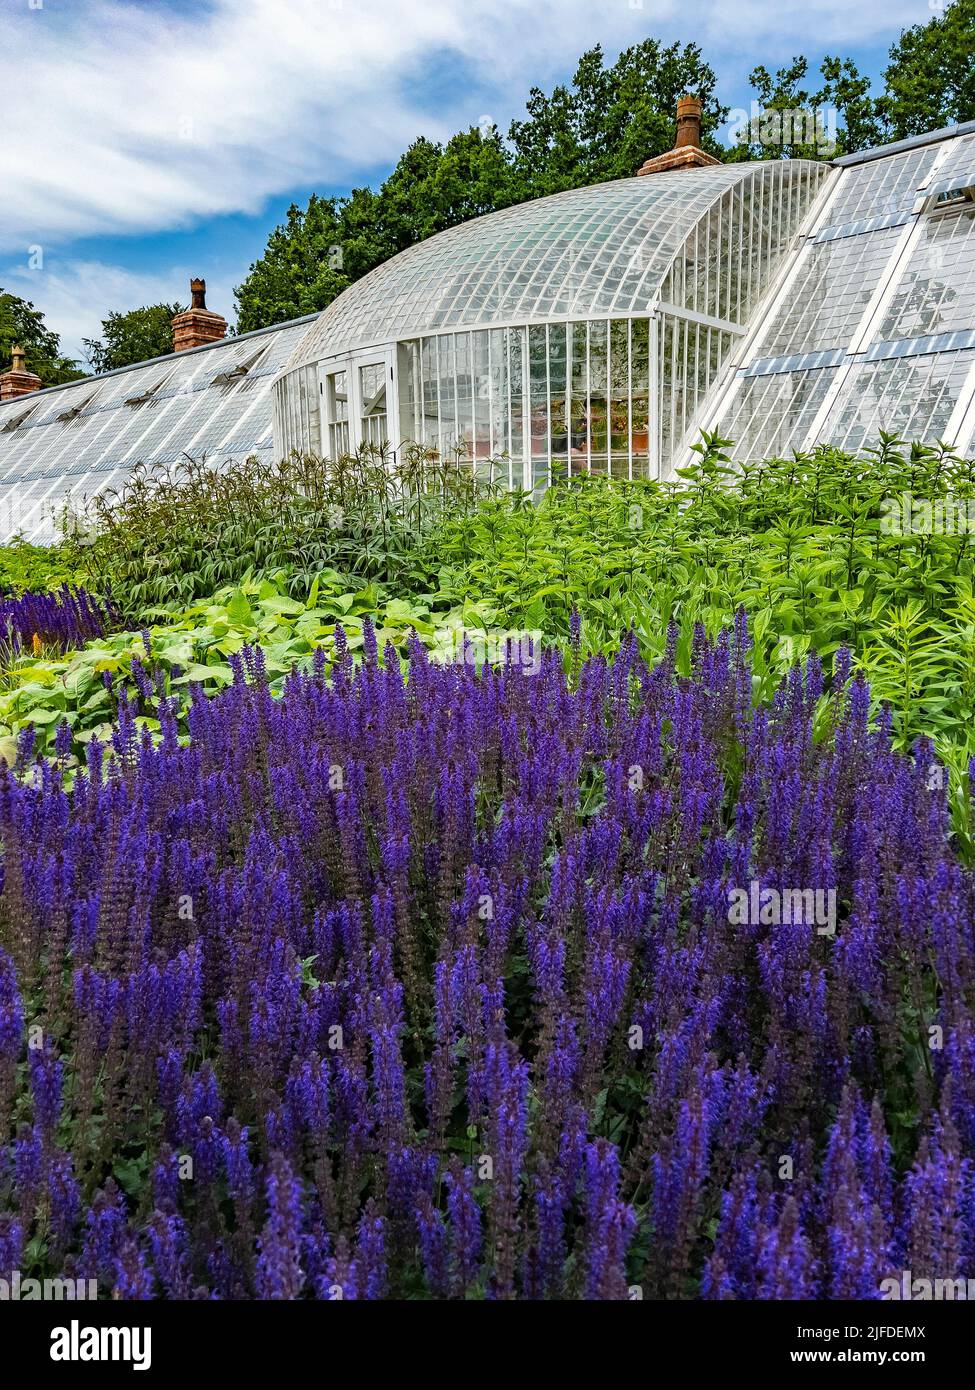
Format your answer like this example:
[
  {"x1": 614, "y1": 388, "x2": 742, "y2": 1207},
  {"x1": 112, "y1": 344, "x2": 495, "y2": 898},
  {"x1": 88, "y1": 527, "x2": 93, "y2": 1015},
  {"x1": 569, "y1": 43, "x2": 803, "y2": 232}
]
[
  {"x1": 637, "y1": 95, "x2": 721, "y2": 176},
  {"x1": 171, "y1": 279, "x2": 227, "y2": 352},
  {"x1": 0, "y1": 344, "x2": 43, "y2": 401}
]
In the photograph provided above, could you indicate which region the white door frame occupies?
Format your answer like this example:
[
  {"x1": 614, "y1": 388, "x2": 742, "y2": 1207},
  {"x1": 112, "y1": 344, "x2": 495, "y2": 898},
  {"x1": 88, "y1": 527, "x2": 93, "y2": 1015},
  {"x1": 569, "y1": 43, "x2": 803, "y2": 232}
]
[
  {"x1": 350, "y1": 347, "x2": 395, "y2": 452},
  {"x1": 320, "y1": 347, "x2": 397, "y2": 457}
]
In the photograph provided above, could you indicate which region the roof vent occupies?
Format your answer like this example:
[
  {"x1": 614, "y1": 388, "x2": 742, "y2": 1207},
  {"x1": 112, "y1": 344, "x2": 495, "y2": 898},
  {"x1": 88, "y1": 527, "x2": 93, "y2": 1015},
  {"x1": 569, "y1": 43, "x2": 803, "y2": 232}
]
[
  {"x1": 56, "y1": 394, "x2": 96, "y2": 423},
  {"x1": 0, "y1": 403, "x2": 37, "y2": 433},
  {"x1": 211, "y1": 348, "x2": 267, "y2": 388},
  {"x1": 636, "y1": 96, "x2": 722, "y2": 176},
  {"x1": 172, "y1": 279, "x2": 228, "y2": 352},
  {"x1": 125, "y1": 375, "x2": 170, "y2": 407}
]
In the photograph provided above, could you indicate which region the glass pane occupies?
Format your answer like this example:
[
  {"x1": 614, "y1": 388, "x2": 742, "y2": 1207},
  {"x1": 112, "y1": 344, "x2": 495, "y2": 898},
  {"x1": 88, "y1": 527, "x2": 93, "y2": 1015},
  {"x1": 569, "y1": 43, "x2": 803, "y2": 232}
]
[
  {"x1": 528, "y1": 325, "x2": 549, "y2": 489},
  {"x1": 359, "y1": 361, "x2": 388, "y2": 448}
]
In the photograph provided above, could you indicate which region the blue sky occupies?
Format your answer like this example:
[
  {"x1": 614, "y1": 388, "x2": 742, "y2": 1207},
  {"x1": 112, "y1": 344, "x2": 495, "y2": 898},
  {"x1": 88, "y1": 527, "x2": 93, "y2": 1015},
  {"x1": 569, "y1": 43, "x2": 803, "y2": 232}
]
[{"x1": 0, "y1": 0, "x2": 928, "y2": 363}]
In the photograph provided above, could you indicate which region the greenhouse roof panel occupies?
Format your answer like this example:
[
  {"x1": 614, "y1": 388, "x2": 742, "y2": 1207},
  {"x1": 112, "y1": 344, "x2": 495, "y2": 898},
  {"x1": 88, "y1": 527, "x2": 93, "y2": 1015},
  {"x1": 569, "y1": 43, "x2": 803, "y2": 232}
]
[
  {"x1": 0, "y1": 316, "x2": 312, "y2": 543},
  {"x1": 705, "y1": 124, "x2": 975, "y2": 463},
  {"x1": 289, "y1": 162, "x2": 825, "y2": 366}
]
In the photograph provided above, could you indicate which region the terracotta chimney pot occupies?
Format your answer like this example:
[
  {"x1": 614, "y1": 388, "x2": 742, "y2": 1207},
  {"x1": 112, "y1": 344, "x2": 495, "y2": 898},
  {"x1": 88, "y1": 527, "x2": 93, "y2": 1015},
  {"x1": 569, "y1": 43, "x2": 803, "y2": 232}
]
[
  {"x1": 172, "y1": 279, "x2": 228, "y2": 352},
  {"x1": 675, "y1": 95, "x2": 703, "y2": 149},
  {"x1": 0, "y1": 343, "x2": 43, "y2": 400},
  {"x1": 636, "y1": 94, "x2": 722, "y2": 176}
]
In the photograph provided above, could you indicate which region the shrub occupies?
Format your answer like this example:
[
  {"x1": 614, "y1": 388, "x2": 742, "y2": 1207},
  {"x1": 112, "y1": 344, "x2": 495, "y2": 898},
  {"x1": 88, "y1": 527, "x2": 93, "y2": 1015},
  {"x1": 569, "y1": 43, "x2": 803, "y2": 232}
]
[
  {"x1": 65, "y1": 445, "x2": 495, "y2": 616},
  {"x1": 0, "y1": 539, "x2": 83, "y2": 595},
  {"x1": 0, "y1": 570, "x2": 526, "y2": 766}
]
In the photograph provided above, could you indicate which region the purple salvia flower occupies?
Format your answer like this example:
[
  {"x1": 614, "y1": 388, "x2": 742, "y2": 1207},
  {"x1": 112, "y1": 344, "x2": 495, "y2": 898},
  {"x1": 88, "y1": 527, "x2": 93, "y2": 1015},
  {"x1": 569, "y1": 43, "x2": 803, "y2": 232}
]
[{"x1": 255, "y1": 1152, "x2": 305, "y2": 1300}]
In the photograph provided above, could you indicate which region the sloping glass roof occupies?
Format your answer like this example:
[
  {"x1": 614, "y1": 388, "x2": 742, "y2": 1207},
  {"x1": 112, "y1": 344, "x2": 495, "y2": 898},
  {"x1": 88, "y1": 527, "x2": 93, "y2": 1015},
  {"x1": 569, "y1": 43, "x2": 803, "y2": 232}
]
[
  {"x1": 710, "y1": 127, "x2": 975, "y2": 461},
  {"x1": 0, "y1": 316, "x2": 313, "y2": 543},
  {"x1": 289, "y1": 162, "x2": 825, "y2": 367}
]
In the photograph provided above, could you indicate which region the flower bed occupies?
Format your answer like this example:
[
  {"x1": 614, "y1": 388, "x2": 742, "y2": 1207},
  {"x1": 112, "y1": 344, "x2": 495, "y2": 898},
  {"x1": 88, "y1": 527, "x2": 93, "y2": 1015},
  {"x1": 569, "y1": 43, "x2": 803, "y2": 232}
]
[
  {"x1": 0, "y1": 621, "x2": 972, "y2": 1298},
  {"x1": 0, "y1": 584, "x2": 116, "y2": 657}
]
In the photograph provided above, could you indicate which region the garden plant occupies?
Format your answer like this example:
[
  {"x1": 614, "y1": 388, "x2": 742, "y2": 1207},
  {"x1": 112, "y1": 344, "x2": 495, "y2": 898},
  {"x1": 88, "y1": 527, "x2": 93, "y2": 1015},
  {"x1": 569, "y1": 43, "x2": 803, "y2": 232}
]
[{"x1": 0, "y1": 434, "x2": 973, "y2": 1301}]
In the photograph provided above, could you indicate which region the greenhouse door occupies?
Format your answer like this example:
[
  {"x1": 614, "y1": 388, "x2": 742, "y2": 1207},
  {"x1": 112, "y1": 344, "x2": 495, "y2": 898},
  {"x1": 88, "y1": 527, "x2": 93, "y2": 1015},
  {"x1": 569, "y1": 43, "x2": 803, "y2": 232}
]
[
  {"x1": 321, "y1": 351, "x2": 394, "y2": 456},
  {"x1": 322, "y1": 366, "x2": 351, "y2": 456},
  {"x1": 351, "y1": 351, "x2": 393, "y2": 450}
]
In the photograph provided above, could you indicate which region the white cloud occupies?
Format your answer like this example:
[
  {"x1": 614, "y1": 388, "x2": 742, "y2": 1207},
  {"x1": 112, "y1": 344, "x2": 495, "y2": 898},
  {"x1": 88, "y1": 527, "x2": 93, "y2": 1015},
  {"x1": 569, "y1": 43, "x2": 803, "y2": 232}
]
[
  {"x1": 1, "y1": 0, "x2": 921, "y2": 253},
  {"x1": 1, "y1": 0, "x2": 925, "y2": 357},
  {"x1": 2, "y1": 258, "x2": 235, "y2": 367}
]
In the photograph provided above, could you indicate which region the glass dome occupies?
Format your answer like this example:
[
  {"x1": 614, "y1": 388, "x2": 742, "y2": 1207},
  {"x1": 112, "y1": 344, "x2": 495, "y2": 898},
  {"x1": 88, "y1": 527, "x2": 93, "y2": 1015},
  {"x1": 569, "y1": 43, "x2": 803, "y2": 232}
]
[
  {"x1": 289, "y1": 165, "x2": 815, "y2": 365},
  {"x1": 276, "y1": 159, "x2": 829, "y2": 483}
]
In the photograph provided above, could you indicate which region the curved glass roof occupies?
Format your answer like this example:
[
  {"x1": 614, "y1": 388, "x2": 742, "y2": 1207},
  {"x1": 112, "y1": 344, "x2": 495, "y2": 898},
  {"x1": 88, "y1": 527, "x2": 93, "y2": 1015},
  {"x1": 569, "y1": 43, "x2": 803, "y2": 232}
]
[{"x1": 289, "y1": 162, "x2": 821, "y2": 367}]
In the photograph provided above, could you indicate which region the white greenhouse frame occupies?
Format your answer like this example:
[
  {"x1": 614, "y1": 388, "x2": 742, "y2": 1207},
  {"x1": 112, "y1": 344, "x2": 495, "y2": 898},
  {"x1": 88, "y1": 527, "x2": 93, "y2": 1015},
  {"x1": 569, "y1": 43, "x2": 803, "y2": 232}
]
[{"x1": 273, "y1": 160, "x2": 829, "y2": 482}]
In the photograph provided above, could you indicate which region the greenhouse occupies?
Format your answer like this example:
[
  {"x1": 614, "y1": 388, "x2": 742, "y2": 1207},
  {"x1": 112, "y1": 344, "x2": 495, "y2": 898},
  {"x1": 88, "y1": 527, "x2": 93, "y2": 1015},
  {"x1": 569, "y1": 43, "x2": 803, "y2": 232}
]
[
  {"x1": 2, "y1": 117, "x2": 975, "y2": 543},
  {"x1": 274, "y1": 158, "x2": 830, "y2": 486},
  {"x1": 0, "y1": 315, "x2": 314, "y2": 543},
  {"x1": 275, "y1": 120, "x2": 975, "y2": 484}
]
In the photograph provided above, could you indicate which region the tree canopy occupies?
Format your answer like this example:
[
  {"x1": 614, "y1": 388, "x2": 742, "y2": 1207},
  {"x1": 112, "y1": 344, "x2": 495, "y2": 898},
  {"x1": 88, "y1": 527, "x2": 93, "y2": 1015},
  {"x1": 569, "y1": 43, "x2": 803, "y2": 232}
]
[
  {"x1": 879, "y1": 0, "x2": 975, "y2": 138},
  {"x1": 235, "y1": 6, "x2": 975, "y2": 334},
  {"x1": 82, "y1": 302, "x2": 185, "y2": 374},
  {"x1": 0, "y1": 290, "x2": 85, "y2": 385}
]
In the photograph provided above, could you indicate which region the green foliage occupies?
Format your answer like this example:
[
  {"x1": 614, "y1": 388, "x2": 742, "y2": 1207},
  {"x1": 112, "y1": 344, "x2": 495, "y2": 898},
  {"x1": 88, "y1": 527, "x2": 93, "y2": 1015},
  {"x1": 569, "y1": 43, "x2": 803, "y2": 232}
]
[
  {"x1": 0, "y1": 289, "x2": 85, "y2": 385},
  {"x1": 0, "y1": 571, "x2": 526, "y2": 770},
  {"x1": 61, "y1": 444, "x2": 495, "y2": 617},
  {"x1": 879, "y1": 0, "x2": 975, "y2": 139},
  {"x1": 419, "y1": 436, "x2": 975, "y2": 764},
  {"x1": 82, "y1": 302, "x2": 185, "y2": 373},
  {"x1": 728, "y1": 54, "x2": 880, "y2": 160},
  {"x1": 506, "y1": 40, "x2": 725, "y2": 195},
  {"x1": 234, "y1": 194, "x2": 355, "y2": 331},
  {"x1": 0, "y1": 539, "x2": 82, "y2": 595},
  {"x1": 12, "y1": 431, "x2": 975, "y2": 848}
]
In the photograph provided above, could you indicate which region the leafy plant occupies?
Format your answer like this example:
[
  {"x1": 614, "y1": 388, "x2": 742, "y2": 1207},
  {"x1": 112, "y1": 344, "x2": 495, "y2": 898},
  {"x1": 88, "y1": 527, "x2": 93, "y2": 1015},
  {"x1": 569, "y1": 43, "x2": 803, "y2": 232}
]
[
  {"x1": 0, "y1": 539, "x2": 84, "y2": 595},
  {"x1": 418, "y1": 436, "x2": 975, "y2": 765},
  {"x1": 0, "y1": 569, "x2": 528, "y2": 770},
  {"x1": 62, "y1": 444, "x2": 496, "y2": 616}
]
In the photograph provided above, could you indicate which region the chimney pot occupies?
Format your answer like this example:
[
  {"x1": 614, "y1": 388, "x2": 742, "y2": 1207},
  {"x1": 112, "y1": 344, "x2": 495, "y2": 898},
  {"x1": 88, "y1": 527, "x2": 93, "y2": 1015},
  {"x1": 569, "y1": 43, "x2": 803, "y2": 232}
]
[
  {"x1": 0, "y1": 343, "x2": 43, "y2": 400},
  {"x1": 675, "y1": 95, "x2": 703, "y2": 150},
  {"x1": 636, "y1": 93, "x2": 721, "y2": 176},
  {"x1": 171, "y1": 278, "x2": 228, "y2": 353}
]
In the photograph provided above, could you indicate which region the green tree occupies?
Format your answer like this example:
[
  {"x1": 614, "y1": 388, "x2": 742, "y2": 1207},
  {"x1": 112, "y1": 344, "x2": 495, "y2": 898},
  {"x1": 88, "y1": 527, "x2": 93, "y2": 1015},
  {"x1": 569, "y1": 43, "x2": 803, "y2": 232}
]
[
  {"x1": 727, "y1": 55, "x2": 880, "y2": 161},
  {"x1": 235, "y1": 194, "x2": 352, "y2": 333},
  {"x1": 879, "y1": 0, "x2": 975, "y2": 138},
  {"x1": 235, "y1": 128, "x2": 518, "y2": 333},
  {"x1": 0, "y1": 290, "x2": 84, "y2": 384},
  {"x1": 237, "y1": 15, "x2": 975, "y2": 335},
  {"x1": 508, "y1": 40, "x2": 725, "y2": 197},
  {"x1": 82, "y1": 302, "x2": 184, "y2": 373}
]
